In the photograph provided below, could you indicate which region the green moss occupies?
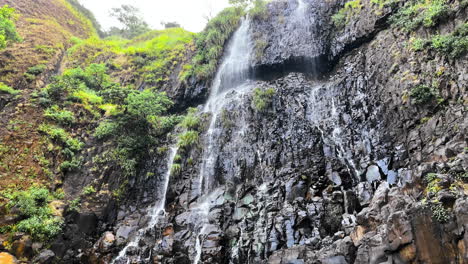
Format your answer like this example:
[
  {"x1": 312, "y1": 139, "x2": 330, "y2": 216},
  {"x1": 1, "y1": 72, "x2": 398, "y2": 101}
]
[{"x1": 83, "y1": 185, "x2": 96, "y2": 195}]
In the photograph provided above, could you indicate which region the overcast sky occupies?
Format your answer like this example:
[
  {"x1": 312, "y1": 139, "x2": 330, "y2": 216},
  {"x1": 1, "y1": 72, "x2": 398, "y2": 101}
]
[{"x1": 78, "y1": 0, "x2": 230, "y2": 33}]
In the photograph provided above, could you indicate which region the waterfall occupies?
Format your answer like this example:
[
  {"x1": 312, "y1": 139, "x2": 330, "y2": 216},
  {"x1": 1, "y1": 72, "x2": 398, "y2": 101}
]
[
  {"x1": 193, "y1": 17, "x2": 253, "y2": 264},
  {"x1": 198, "y1": 18, "x2": 253, "y2": 195},
  {"x1": 113, "y1": 146, "x2": 178, "y2": 264}
]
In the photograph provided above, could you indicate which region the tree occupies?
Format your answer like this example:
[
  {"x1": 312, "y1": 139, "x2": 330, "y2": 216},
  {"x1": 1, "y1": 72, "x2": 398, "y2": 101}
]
[
  {"x1": 161, "y1": 21, "x2": 181, "y2": 29},
  {"x1": 0, "y1": 5, "x2": 22, "y2": 49},
  {"x1": 108, "y1": 5, "x2": 150, "y2": 39}
]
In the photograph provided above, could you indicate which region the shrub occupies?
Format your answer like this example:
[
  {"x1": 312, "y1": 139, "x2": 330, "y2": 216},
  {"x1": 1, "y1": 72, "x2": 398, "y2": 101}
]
[
  {"x1": 125, "y1": 90, "x2": 173, "y2": 120},
  {"x1": 44, "y1": 105, "x2": 75, "y2": 125},
  {"x1": 410, "y1": 85, "x2": 437, "y2": 104},
  {"x1": 0, "y1": 5, "x2": 22, "y2": 49},
  {"x1": 5, "y1": 187, "x2": 63, "y2": 241},
  {"x1": 26, "y1": 64, "x2": 47, "y2": 76},
  {"x1": 94, "y1": 121, "x2": 119, "y2": 140},
  {"x1": 38, "y1": 124, "x2": 84, "y2": 152},
  {"x1": 0, "y1": 82, "x2": 19, "y2": 95},
  {"x1": 60, "y1": 157, "x2": 82, "y2": 172},
  {"x1": 252, "y1": 87, "x2": 275, "y2": 111}
]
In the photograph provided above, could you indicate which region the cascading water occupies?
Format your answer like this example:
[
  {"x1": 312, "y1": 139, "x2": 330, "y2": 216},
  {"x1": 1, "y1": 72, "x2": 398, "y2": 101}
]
[
  {"x1": 198, "y1": 18, "x2": 253, "y2": 195},
  {"x1": 192, "y1": 17, "x2": 254, "y2": 264},
  {"x1": 113, "y1": 146, "x2": 178, "y2": 264}
]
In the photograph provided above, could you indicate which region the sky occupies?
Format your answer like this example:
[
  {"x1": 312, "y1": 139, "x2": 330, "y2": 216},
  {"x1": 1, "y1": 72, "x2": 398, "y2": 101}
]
[{"x1": 78, "y1": 0, "x2": 231, "y2": 33}]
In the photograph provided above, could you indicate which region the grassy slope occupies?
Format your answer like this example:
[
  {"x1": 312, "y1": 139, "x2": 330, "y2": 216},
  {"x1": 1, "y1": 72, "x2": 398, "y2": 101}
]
[{"x1": 0, "y1": 0, "x2": 95, "y2": 197}]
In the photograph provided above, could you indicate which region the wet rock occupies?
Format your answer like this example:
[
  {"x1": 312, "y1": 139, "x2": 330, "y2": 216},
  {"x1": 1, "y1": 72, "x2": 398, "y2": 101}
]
[{"x1": 32, "y1": 250, "x2": 55, "y2": 264}]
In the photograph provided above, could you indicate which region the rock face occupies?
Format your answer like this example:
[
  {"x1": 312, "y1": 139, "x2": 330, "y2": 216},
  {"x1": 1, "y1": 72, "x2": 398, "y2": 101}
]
[{"x1": 57, "y1": 0, "x2": 467, "y2": 263}]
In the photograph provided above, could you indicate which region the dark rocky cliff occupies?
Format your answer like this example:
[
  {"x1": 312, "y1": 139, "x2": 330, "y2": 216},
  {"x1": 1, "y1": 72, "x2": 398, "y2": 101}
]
[{"x1": 52, "y1": 0, "x2": 467, "y2": 263}]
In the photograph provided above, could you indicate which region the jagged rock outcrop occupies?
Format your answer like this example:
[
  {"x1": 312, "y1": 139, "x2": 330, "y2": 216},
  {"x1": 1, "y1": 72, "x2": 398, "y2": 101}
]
[{"x1": 55, "y1": 0, "x2": 467, "y2": 263}]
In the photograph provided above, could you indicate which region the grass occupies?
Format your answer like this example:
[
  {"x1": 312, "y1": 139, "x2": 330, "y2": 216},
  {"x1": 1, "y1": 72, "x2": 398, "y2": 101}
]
[
  {"x1": 180, "y1": 6, "x2": 245, "y2": 81},
  {"x1": 252, "y1": 87, "x2": 276, "y2": 112}
]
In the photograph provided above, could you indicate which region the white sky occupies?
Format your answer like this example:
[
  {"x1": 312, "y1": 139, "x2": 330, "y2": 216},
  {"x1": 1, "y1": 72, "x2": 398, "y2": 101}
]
[{"x1": 78, "y1": 0, "x2": 230, "y2": 33}]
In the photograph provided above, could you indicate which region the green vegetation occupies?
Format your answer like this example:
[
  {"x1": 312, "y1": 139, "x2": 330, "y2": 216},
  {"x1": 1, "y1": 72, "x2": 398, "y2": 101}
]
[
  {"x1": 410, "y1": 84, "x2": 439, "y2": 104},
  {"x1": 1, "y1": 187, "x2": 63, "y2": 241},
  {"x1": 83, "y1": 185, "x2": 96, "y2": 195},
  {"x1": 390, "y1": 0, "x2": 450, "y2": 31},
  {"x1": 107, "y1": 5, "x2": 150, "y2": 39},
  {"x1": 332, "y1": 0, "x2": 363, "y2": 29},
  {"x1": 0, "y1": 5, "x2": 22, "y2": 49},
  {"x1": 177, "y1": 130, "x2": 199, "y2": 149},
  {"x1": 420, "y1": 22, "x2": 468, "y2": 58},
  {"x1": 0, "y1": 82, "x2": 19, "y2": 95},
  {"x1": 250, "y1": 0, "x2": 269, "y2": 20},
  {"x1": 180, "y1": 7, "x2": 245, "y2": 81},
  {"x1": 252, "y1": 87, "x2": 276, "y2": 111},
  {"x1": 44, "y1": 105, "x2": 75, "y2": 125},
  {"x1": 179, "y1": 108, "x2": 200, "y2": 130},
  {"x1": 65, "y1": 0, "x2": 103, "y2": 36}
]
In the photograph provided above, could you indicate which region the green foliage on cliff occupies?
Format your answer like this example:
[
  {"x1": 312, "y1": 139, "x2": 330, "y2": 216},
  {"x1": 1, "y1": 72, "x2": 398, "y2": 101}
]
[
  {"x1": 253, "y1": 87, "x2": 276, "y2": 111},
  {"x1": 65, "y1": 0, "x2": 103, "y2": 36},
  {"x1": 332, "y1": 0, "x2": 363, "y2": 29},
  {"x1": 0, "y1": 82, "x2": 19, "y2": 95},
  {"x1": 410, "y1": 85, "x2": 439, "y2": 104},
  {"x1": 0, "y1": 5, "x2": 22, "y2": 49},
  {"x1": 390, "y1": 0, "x2": 450, "y2": 31},
  {"x1": 2, "y1": 187, "x2": 63, "y2": 241},
  {"x1": 250, "y1": 0, "x2": 269, "y2": 20},
  {"x1": 411, "y1": 22, "x2": 468, "y2": 58},
  {"x1": 180, "y1": 7, "x2": 245, "y2": 81}
]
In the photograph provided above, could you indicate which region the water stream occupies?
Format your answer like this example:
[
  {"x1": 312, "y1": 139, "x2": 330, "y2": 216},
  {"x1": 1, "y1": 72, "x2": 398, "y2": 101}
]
[
  {"x1": 193, "y1": 17, "x2": 254, "y2": 264},
  {"x1": 113, "y1": 146, "x2": 178, "y2": 264}
]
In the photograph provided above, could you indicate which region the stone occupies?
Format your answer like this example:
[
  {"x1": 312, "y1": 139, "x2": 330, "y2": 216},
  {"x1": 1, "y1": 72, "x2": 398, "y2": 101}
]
[
  {"x1": 31, "y1": 250, "x2": 55, "y2": 264},
  {"x1": 365, "y1": 165, "x2": 381, "y2": 183},
  {"x1": 11, "y1": 235, "x2": 33, "y2": 260}
]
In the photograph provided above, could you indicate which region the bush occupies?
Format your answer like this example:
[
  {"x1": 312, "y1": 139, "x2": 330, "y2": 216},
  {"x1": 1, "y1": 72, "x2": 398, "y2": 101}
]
[
  {"x1": 38, "y1": 124, "x2": 84, "y2": 152},
  {"x1": 0, "y1": 5, "x2": 22, "y2": 49},
  {"x1": 26, "y1": 64, "x2": 47, "y2": 76},
  {"x1": 44, "y1": 105, "x2": 75, "y2": 125},
  {"x1": 252, "y1": 87, "x2": 275, "y2": 111},
  {"x1": 125, "y1": 90, "x2": 173, "y2": 120},
  {"x1": 94, "y1": 121, "x2": 119, "y2": 140},
  {"x1": 410, "y1": 85, "x2": 437, "y2": 104},
  {"x1": 5, "y1": 187, "x2": 63, "y2": 241},
  {"x1": 0, "y1": 82, "x2": 19, "y2": 95}
]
